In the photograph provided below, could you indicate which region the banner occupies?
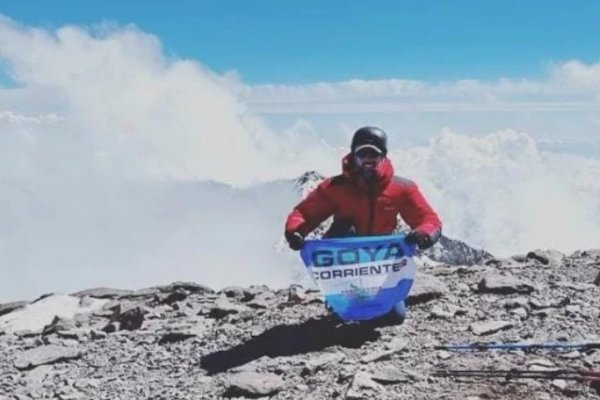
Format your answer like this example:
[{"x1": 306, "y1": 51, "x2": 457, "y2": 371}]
[{"x1": 300, "y1": 235, "x2": 416, "y2": 321}]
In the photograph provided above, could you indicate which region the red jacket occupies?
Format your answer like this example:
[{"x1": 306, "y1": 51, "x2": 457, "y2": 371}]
[{"x1": 285, "y1": 154, "x2": 442, "y2": 239}]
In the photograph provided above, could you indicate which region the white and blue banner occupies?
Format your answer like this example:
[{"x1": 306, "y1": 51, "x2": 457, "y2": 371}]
[{"x1": 300, "y1": 235, "x2": 417, "y2": 321}]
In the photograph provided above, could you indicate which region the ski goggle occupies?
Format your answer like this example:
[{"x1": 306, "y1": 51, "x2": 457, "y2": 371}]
[{"x1": 354, "y1": 148, "x2": 383, "y2": 159}]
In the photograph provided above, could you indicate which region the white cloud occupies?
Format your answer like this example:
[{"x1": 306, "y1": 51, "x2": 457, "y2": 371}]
[
  {"x1": 551, "y1": 60, "x2": 600, "y2": 90},
  {"x1": 0, "y1": 15, "x2": 333, "y2": 185},
  {"x1": 245, "y1": 62, "x2": 600, "y2": 114},
  {"x1": 390, "y1": 129, "x2": 600, "y2": 256}
]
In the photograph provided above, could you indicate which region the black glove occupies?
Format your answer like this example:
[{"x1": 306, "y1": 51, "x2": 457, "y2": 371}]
[
  {"x1": 405, "y1": 230, "x2": 433, "y2": 250},
  {"x1": 285, "y1": 231, "x2": 305, "y2": 251}
]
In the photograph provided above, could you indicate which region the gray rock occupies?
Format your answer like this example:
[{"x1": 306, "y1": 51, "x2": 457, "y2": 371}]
[
  {"x1": 14, "y1": 345, "x2": 83, "y2": 370},
  {"x1": 407, "y1": 273, "x2": 448, "y2": 305},
  {"x1": 361, "y1": 338, "x2": 407, "y2": 363},
  {"x1": 157, "y1": 281, "x2": 214, "y2": 295},
  {"x1": 510, "y1": 307, "x2": 529, "y2": 318},
  {"x1": 73, "y1": 379, "x2": 100, "y2": 389},
  {"x1": 13, "y1": 329, "x2": 39, "y2": 338},
  {"x1": 455, "y1": 283, "x2": 470, "y2": 293},
  {"x1": 302, "y1": 352, "x2": 346, "y2": 374},
  {"x1": 99, "y1": 299, "x2": 120, "y2": 312},
  {"x1": 31, "y1": 293, "x2": 56, "y2": 304},
  {"x1": 429, "y1": 308, "x2": 454, "y2": 319},
  {"x1": 158, "y1": 321, "x2": 210, "y2": 344},
  {"x1": 42, "y1": 316, "x2": 78, "y2": 336},
  {"x1": 527, "y1": 251, "x2": 550, "y2": 264},
  {"x1": 0, "y1": 301, "x2": 29, "y2": 317},
  {"x1": 224, "y1": 372, "x2": 285, "y2": 398},
  {"x1": 219, "y1": 286, "x2": 254, "y2": 301},
  {"x1": 246, "y1": 298, "x2": 270, "y2": 309},
  {"x1": 527, "y1": 250, "x2": 565, "y2": 266},
  {"x1": 103, "y1": 300, "x2": 132, "y2": 319},
  {"x1": 551, "y1": 281, "x2": 595, "y2": 291},
  {"x1": 23, "y1": 364, "x2": 53, "y2": 393},
  {"x1": 118, "y1": 306, "x2": 145, "y2": 330},
  {"x1": 531, "y1": 309, "x2": 552, "y2": 318},
  {"x1": 429, "y1": 305, "x2": 465, "y2": 319},
  {"x1": 470, "y1": 320, "x2": 515, "y2": 336},
  {"x1": 551, "y1": 379, "x2": 567, "y2": 390},
  {"x1": 56, "y1": 329, "x2": 88, "y2": 342},
  {"x1": 503, "y1": 297, "x2": 530, "y2": 310},
  {"x1": 71, "y1": 287, "x2": 134, "y2": 299},
  {"x1": 160, "y1": 289, "x2": 188, "y2": 304},
  {"x1": 78, "y1": 296, "x2": 94, "y2": 307},
  {"x1": 90, "y1": 330, "x2": 107, "y2": 340},
  {"x1": 477, "y1": 273, "x2": 534, "y2": 294},
  {"x1": 54, "y1": 387, "x2": 84, "y2": 400},
  {"x1": 101, "y1": 321, "x2": 119, "y2": 334},
  {"x1": 424, "y1": 235, "x2": 493, "y2": 266},
  {"x1": 529, "y1": 297, "x2": 570, "y2": 309},
  {"x1": 560, "y1": 350, "x2": 581, "y2": 359},
  {"x1": 527, "y1": 358, "x2": 556, "y2": 368},
  {"x1": 370, "y1": 366, "x2": 410, "y2": 384},
  {"x1": 346, "y1": 372, "x2": 382, "y2": 399},
  {"x1": 209, "y1": 298, "x2": 250, "y2": 319},
  {"x1": 565, "y1": 305, "x2": 582, "y2": 315},
  {"x1": 511, "y1": 254, "x2": 528, "y2": 262},
  {"x1": 288, "y1": 284, "x2": 306, "y2": 303},
  {"x1": 119, "y1": 287, "x2": 161, "y2": 300}
]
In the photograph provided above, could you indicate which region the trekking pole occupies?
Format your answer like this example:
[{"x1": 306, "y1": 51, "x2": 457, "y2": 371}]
[
  {"x1": 433, "y1": 369, "x2": 600, "y2": 383},
  {"x1": 434, "y1": 341, "x2": 600, "y2": 352}
]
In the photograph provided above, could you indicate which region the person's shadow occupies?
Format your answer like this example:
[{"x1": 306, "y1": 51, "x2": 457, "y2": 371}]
[{"x1": 200, "y1": 315, "x2": 397, "y2": 374}]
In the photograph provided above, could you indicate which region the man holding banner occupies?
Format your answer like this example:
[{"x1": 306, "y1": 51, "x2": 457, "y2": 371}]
[{"x1": 284, "y1": 126, "x2": 442, "y2": 322}]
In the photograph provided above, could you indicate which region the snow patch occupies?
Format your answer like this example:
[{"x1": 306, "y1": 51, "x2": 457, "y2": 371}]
[{"x1": 0, "y1": 294, "x2": 107, "y2": 334}]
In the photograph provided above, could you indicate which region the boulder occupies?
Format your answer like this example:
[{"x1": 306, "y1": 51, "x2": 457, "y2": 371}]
[
  {"x1": 407, "y1": 273, "x2": 448, "y2": 305},
  {"x1": 224, "y1": 372, "x2": 285, "y2": 398},
  {"x1": 477, "y1": 273, "x2": 535, "y2": 294},
  {"x1": 14, "y1": 345, "x2": 83, "y2": 371}
]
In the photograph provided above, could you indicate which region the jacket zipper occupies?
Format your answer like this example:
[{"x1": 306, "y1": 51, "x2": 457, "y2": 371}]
[{"x1": 367, "y1": 184, "x2": 376, "y2": 235}]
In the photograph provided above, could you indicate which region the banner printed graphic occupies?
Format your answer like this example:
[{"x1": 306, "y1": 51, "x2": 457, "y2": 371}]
[{"x1": 300, "y1": 235, "x2": 416, "y2": 321}]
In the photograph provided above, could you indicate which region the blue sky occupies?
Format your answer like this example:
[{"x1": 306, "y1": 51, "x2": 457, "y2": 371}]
[{"x1": 1, "y1": 0, "x2": 600, "y2": 84}]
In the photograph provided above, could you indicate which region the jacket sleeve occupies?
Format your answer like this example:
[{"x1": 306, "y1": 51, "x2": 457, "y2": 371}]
[
  {"x1": 285, "y1": 181, "x2": 336, "y2": 237},
  {"x1": 397, "y1": 180, "x2": 442, "y2": 242}
]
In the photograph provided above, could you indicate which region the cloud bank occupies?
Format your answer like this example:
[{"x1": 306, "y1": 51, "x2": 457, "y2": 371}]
[
  {"x1": 1, "y1": 15, "x2": 599, "y2": 302},
  {"x1": 245, "y1": 61, "x2": 600, "y2": 113},
  {"x1": 389, "y1": 129, "x2": 600, "y2": 256},
  {"x1": 0, "y1": 16, "x2": 335, "y2": 185},
  {"x1": 0, "y1": 16, "x2": 337, "y2": 301}
]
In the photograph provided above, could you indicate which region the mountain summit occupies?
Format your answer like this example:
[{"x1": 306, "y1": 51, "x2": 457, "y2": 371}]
[{"x1": 1, "y1": 248, "x2": 598, "y2": 398}]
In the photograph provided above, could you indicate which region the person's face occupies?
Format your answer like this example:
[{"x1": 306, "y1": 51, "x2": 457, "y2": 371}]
[{"x1": 353, "y1": 148, "x2": 383, "y2": 172}]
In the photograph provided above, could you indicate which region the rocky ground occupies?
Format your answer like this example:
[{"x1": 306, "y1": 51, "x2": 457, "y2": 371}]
[{"x1": 1, "y1": 249, "x2": 599, "y2": 399}]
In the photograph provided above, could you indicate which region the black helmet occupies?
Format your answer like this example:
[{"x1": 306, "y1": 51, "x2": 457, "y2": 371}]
[{"x1": 351, "y1": 126, "x2": 388, "y2": 156}]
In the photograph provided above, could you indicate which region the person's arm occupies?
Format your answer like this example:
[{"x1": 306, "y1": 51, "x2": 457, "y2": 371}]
[
  {"x1": 397, "y1": 180, "x2": 442, "y2": 248},
  {"x1": 285, "y1": 181, "x2": 336, "y2": 245}
]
